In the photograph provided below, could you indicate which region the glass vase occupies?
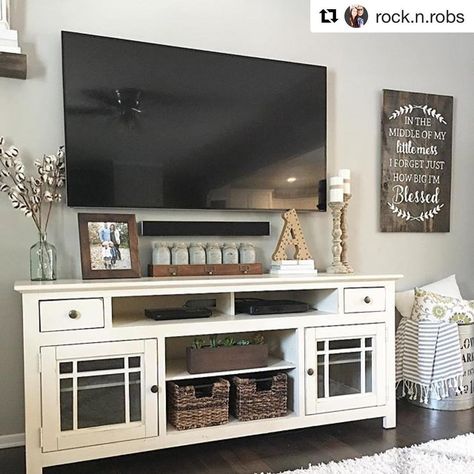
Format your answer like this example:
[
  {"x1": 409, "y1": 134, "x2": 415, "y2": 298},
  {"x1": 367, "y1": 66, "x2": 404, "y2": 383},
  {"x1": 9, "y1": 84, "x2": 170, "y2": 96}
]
[{"x1": 30, "y1": 233, "x2": 57, "y2": 281}]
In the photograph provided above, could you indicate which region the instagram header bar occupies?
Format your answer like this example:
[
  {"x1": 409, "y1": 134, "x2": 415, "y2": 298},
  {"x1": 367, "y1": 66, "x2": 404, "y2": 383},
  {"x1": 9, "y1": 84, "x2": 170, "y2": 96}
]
[{"x1": 310, "y1": 0, "x2": 474, "y2": 32}]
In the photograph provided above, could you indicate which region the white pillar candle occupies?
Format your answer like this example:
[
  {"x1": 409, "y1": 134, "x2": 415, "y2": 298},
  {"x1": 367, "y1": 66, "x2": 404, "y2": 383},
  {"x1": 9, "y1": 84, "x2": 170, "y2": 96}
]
[
  {"x1": 329, "y1": 176, "x2": 344, "y2": 203},
  {"x1": 338, "y1": 169, "x2": 351, "y2": 195}
]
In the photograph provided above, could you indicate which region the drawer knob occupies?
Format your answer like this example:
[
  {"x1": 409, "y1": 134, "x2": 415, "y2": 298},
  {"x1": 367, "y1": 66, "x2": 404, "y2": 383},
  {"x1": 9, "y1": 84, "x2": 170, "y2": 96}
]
[
  {"x1": 364, "y1": 296, "x2": 372, "y2": 304},
  {"x1": 150, "y1": 385, "x2": 159, "y2": 394},
  {"x1": 68, "y1": 310, "x2": 80, "y2": 320},
  {"x1": 307, "y1": 368, "x2": 314, "y2": 376}
]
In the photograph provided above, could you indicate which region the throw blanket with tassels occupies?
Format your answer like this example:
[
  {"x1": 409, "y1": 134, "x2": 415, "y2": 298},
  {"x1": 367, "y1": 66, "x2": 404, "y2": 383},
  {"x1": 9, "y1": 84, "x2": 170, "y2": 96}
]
[{"x1": 395, "y1": 318, "x2": 463, "y2": 403}]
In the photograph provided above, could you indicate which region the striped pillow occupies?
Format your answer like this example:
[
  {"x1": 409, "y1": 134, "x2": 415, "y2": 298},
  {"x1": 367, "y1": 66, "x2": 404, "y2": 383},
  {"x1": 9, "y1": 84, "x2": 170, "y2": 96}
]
[{"x1": 411, "y1": 288, "x2": 474, "y2": 324}]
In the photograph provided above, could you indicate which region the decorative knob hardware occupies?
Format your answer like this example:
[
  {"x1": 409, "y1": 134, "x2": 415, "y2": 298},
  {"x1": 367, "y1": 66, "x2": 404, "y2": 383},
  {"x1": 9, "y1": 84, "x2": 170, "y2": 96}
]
[
  {"x1": 208, "y1": 271, "x2": 213, "y2": 275},
  {"x1": 150, "y1": 385, "x2": 159, "y2": 394},
  {"x1": 364, "y1": 296, "x2": 372, "y2": 304},
  {"x1": 307, "y1": 368, "x2": 314, "y2": 376},
  {"x1": 68, "y1": 310, "x2": 80, "y2": 319}
]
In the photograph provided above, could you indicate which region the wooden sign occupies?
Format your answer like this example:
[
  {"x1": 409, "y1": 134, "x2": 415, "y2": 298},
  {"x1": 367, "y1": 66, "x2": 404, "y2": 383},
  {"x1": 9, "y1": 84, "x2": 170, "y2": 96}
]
[
  {"x1": 272, "y1": 209, "x2": 312, "y2": 261},
  {"x1": 381, "y1": 89, "x2": 453, "y2": 232}
]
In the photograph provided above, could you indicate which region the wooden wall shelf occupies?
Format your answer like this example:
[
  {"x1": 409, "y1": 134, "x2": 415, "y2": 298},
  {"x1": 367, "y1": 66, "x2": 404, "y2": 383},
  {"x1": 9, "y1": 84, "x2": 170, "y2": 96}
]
[{"x1": 0, "y1": 52, "x2": 27, "y2": 79}]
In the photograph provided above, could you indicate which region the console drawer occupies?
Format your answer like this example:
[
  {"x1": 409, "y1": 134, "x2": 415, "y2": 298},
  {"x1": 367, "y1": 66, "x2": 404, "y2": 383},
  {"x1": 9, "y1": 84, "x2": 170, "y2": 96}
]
[
  {"x1": 39, "y1": 298, "x2": 105, "y2": 332},
  {"x1": 344, "y1": 287, "x2": 386, "y2": 313}
]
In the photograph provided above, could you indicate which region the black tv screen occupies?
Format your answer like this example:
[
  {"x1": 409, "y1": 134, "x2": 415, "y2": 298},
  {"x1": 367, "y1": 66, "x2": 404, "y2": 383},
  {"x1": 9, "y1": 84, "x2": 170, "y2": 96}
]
[{"x1": 62, "y1": 32, "x2": 327, "y2": 211}]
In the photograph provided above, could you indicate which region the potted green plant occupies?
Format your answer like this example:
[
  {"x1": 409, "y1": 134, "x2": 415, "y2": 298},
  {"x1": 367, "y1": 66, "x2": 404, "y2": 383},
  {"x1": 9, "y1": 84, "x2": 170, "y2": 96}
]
[{"x1": 186, "y1": 334, "x2": 268, "y2": 374}]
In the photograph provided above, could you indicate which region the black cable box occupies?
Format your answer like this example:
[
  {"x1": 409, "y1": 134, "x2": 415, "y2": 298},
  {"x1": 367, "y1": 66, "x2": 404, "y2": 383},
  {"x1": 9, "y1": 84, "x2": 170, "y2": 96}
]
[
  {"x1": 145, "y1": 307, "x2": 212, "y2": 321},
  {"x1": 235, "y1": 299, "x2": 310, "y2": 315}
]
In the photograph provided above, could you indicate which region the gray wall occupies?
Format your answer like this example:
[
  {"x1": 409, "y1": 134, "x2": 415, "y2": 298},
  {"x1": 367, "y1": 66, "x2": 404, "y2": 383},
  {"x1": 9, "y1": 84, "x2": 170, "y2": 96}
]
[{"x1": 0, "y1": 0, "x2": 473, "y2": 436}]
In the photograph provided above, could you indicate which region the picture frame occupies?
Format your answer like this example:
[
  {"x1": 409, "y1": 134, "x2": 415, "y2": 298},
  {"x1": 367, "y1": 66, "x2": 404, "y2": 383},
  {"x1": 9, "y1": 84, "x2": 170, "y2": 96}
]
[
  {"x1": 78, "y1": 213, "x2": 140, "y2": 279},
  {"x1": 0, "y1": 1, "x2": 10, "y2": 29}
]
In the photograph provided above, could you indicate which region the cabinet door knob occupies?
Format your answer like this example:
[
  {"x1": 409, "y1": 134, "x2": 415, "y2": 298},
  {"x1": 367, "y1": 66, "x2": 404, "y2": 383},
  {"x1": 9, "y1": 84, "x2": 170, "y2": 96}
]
[
  {"x1": 364, "y1": 296, "x2": 372, "y2": 304},
  {"x1": 68, "y1": 310, "x2": 80, "y2": 319},
  {"x1": 150, "y1": 385, "x2": 159, "y2": 394},
  {"x1": 307, "y1": 368, "x2": 314, "y2": 376}
]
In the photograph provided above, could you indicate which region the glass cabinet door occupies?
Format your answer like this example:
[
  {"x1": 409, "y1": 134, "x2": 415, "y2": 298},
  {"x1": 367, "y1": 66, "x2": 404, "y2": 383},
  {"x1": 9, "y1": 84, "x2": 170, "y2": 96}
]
[
  {"x1": 41, "y1": 340, "x2": 158, "y2": 452},
  {"x1": 305, "y1": 324, "x2": 386, "y2": 415}
]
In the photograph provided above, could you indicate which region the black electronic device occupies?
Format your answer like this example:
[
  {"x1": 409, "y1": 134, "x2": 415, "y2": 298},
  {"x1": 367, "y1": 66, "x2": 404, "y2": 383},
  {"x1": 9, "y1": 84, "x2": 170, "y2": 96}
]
[
  {"x1": 62, "y1": 32, "x2": 327, "y2": 211},
  {"x1": 140, "y1": 220, "x2": 271, "y2": 237},
  {"x1": 184, "y1": 298, "x2": 216, "y2": 309},
  {"x1": 235, "y1": 299, "x2": 311, "y2": 315},
  {"x1": 145, "y1": 307, "x2": 212, "y2": 321}
]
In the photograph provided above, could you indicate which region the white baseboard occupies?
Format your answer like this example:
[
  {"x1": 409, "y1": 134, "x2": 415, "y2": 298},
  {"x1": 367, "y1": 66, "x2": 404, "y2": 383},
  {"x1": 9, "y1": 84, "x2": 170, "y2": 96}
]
[{"x1": 0, "y1": 433, "x2": 25, "y2": 449}]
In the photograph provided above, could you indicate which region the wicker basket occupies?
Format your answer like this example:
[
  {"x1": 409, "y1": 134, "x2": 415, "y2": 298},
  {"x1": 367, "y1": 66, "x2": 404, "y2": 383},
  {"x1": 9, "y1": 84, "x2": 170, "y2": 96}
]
[
  {"x1": 230, "y1": 373, "x2": 288, "y2": 421},
  {"x1": 167, "y1": 378, "x2": 230, "y2": 430}
]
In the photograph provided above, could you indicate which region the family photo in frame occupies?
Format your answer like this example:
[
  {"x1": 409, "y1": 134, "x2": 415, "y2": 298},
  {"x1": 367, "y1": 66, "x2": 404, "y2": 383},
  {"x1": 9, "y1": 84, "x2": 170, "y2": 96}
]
[{"x1": 78, "y1": 213, "x2": 140, "y2": 279}]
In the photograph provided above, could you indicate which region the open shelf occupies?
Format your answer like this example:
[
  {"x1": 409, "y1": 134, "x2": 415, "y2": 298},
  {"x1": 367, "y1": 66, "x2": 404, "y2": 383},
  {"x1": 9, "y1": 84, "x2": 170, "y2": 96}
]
[
  {"x1": 166, "y1": 411, "x2": 298, "y2": 435},
  {"x1": 110, "y1": 287, "x2": 340, "y2": 329},
  {"x1": 166, "y1": 356, "x2": 296, "y2": 380},
  {"x1": 112, "y1": 308, "x2": 336, "y2": 329}
]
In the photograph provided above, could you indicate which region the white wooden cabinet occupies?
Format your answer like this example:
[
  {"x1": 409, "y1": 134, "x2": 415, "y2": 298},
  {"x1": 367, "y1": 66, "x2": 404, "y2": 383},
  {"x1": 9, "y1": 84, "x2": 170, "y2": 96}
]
[
  {"x1": 305, "y1": 323, "x2": 386, "y2": 414},
  {"x1": 15, "y1": 273, "x2": 401, "y2": 474},
  {"x1": 40, "y1": 340, "x2": 158, "y2": 451}
]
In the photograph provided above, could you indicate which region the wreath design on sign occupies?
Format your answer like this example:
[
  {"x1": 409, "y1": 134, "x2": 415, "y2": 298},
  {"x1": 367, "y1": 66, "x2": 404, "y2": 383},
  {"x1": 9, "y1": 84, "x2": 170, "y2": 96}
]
[
  {"x1": 387, "y1": 202, "x2": 444, "y2": 222},
  {"x1": 388, "y1": 105, "x2": 447, "y2": 125}
]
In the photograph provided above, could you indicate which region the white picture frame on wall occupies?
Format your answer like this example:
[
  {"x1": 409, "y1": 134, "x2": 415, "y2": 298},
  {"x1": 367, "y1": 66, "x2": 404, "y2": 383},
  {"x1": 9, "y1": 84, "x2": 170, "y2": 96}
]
[
  {"x1": 0, "y1": 0, "x2": 21, "y2": 54},
  {"x1": 0, "y1": 0, "x2": 10, "y2": 30}
]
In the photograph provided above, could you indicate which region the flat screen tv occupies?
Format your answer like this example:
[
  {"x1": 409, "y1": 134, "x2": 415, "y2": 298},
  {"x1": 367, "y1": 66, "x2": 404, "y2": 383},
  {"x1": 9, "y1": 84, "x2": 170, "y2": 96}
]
[{"x1": 62, "y1": 32, "x2": 327, "y2": 211}]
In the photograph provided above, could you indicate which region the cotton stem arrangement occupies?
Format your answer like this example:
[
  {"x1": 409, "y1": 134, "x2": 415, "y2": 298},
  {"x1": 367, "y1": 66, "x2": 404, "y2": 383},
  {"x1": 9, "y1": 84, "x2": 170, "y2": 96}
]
[{"x1": 0, "y1": 136, "x2": 65, "y2": 236}]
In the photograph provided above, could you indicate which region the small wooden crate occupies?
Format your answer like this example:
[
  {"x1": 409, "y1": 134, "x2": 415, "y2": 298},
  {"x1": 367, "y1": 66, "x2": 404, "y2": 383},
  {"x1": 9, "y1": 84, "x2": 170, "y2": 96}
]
[
  {"x1": 167, "y1": 378, "x2": 230, "y2": 430},
  {"x1": 230, "y1": 373, "x2": 288, "y2": 421},
  {"x1": 148, "y1": 263, "x2": 263, "y2": 277}
]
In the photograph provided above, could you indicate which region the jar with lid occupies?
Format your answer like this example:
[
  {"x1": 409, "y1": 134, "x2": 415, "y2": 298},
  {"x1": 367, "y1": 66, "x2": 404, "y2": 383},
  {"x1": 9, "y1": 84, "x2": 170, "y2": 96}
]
[
  {"x1": 171, "y1": 242, "x2": 189, "y2": 265},
  {"x1": 152, "y1": 242, "x2": 170, "y2": 265},
  {"x1": 222, "y1": 242, "x2": 239, "y2": 264},
  {"x1": 206, "y1": 242, "x2": 222, "y2": 264},
  {"x1": 189, "y1": 242, "x2": 206, "y2": 265},
  {"x1": 239, "y1": 242, "x2": 256, "y2": 264}
]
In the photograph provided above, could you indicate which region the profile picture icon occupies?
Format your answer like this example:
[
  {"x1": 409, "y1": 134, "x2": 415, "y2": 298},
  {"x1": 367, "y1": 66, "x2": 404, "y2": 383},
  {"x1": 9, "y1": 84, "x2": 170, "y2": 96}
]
[{"x1": 345, "y1": 5, "x2": 368, "y2": 28}]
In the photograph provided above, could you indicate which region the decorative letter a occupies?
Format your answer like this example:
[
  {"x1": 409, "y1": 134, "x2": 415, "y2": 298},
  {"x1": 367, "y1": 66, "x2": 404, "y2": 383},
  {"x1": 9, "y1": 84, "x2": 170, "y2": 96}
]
[{"x1": 272, "y1": 209, "x2": 312, "y2": 261}]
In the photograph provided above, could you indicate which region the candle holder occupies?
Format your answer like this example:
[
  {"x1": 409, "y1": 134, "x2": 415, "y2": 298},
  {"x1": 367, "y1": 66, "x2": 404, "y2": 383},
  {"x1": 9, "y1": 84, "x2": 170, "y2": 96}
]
[
  {"x1": 326, "y1": 202, "x2": 347, "y2": 274},
  {"x1": 341, "y1": 193, "x2": 354, "y2": 273}
]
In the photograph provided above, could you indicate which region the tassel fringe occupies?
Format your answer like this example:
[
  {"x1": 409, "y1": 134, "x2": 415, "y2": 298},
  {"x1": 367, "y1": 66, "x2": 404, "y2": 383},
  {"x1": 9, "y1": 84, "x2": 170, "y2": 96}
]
[{"x1": 396, "y1": 375, "x2": 463, "y2": 404}]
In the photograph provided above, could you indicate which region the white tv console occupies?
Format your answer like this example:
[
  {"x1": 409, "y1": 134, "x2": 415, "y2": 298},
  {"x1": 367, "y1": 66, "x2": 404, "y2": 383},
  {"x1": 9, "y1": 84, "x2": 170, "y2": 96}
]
[{"x1": 15, "y1": 273, "x2": 402, "y2": 473}]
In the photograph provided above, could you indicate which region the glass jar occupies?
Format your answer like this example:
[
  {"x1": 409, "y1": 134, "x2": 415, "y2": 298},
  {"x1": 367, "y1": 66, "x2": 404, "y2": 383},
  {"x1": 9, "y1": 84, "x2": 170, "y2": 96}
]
[
  {"x1": 189, "y1": 242, "x2": 206, "y2": 265},
  {"x1": 152, "y1": 242, "x2": 170, "y2": 265},
  {"x1": 171, "y1": 243, "x2": 189, "y2": 265},
  {"x1": 206, "y1": 242, "x2": 222, "y2": 264},
  {"x1": 30, "y1": 233, "x2": 57, "y2": 281},
  {"x1": 239, "y1": 242, "x2": 256, "y2": 264},
  {"x1": 222, "y1": 242, "x2": 239, "y2": 264}
]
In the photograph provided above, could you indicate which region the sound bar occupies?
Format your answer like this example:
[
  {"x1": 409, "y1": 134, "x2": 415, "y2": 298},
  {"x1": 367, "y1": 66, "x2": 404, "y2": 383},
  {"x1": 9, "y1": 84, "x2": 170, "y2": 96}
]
[{"x1": 139, "y1": 221, "x2": 270, "y2": 237}]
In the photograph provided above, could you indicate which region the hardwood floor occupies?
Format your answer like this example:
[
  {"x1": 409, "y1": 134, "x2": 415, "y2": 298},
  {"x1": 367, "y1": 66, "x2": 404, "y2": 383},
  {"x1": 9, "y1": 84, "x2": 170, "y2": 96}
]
[{"x1": 2, "y1": 400, "x2": 473, "y2": 474}]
